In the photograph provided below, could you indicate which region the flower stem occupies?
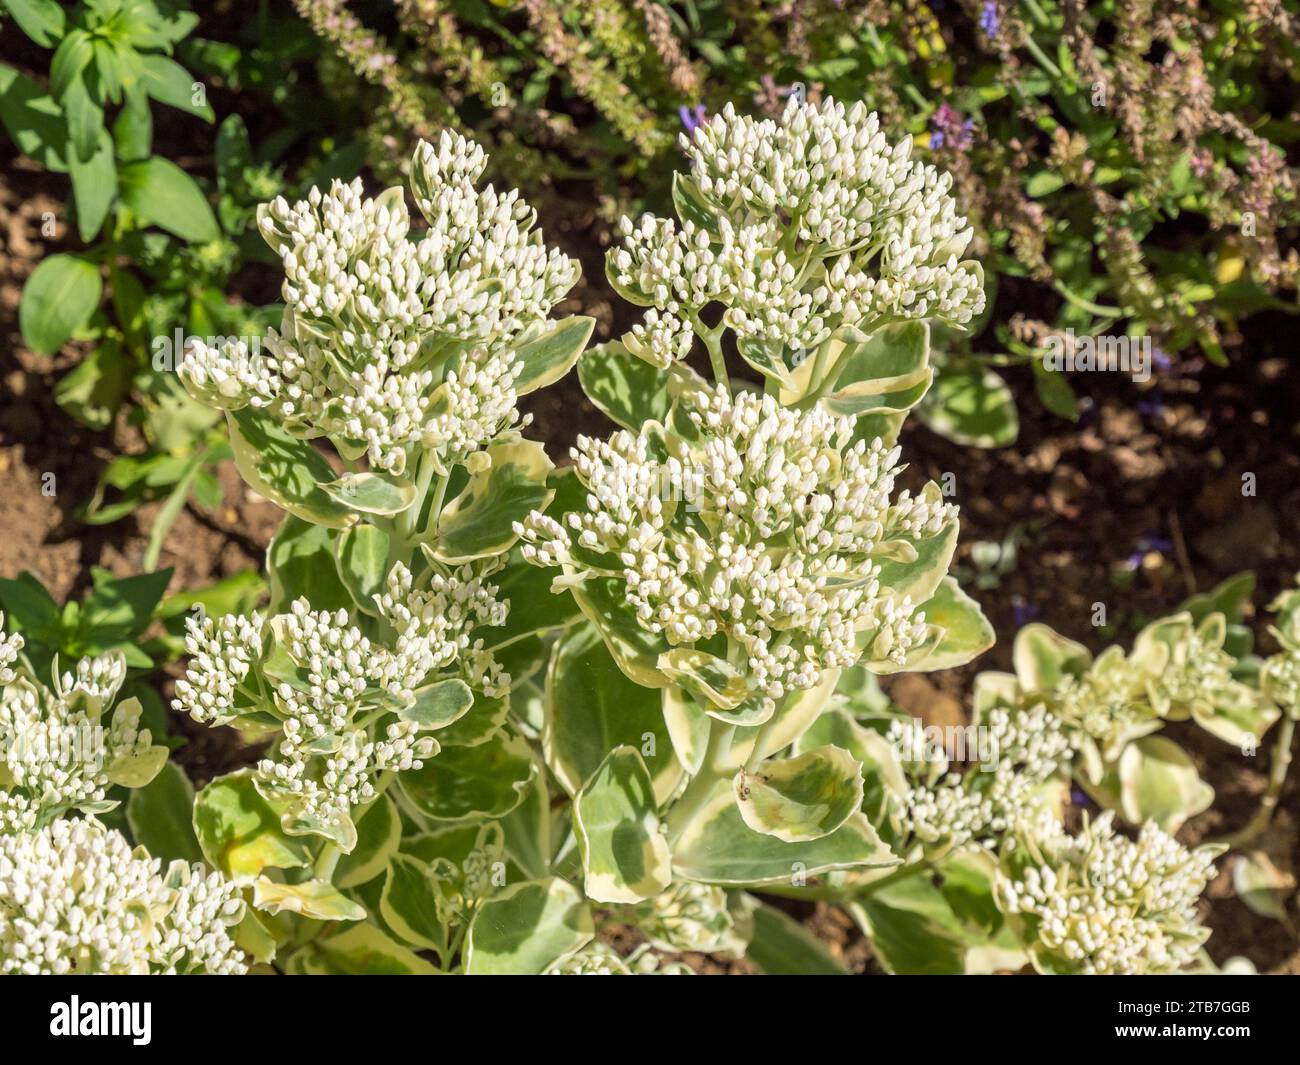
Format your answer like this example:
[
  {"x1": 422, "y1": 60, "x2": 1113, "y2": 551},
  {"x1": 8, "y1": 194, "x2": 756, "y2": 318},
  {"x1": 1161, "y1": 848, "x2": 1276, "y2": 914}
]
[{"x1": 1214, "y1": 716, "x2": 1295, "y2": 850}]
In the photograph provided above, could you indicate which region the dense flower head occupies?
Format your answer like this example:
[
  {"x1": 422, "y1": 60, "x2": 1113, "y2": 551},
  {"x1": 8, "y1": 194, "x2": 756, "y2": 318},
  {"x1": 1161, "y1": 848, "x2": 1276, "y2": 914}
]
[
  {"x1": 891, "y1": 702, "x2": 1074, "y2": 848},
  {"x1": 608, "y1": 97, "x2": 983, "y2": 361},
  {"x1": 517, "y1": 387, "x2": 957, "y2": 711},
  {"x1": 180, "y1": 130, "x2": 578, "y2": 473},
  {"x1": 173, "y1": 561, "x2": 508, "y2": 840},
  {"x1": 0, "y1": 818, "x2": 246, "y2": 975},
  {"x1": 995, "y1": 813, "x2": 1217, "y2": 975},
  {"x1": 0, "y1": 647, "x2": 159, "y2": 835},
  {"x1": 627, "y1": 881, "x2": 743, "y2": 955}
]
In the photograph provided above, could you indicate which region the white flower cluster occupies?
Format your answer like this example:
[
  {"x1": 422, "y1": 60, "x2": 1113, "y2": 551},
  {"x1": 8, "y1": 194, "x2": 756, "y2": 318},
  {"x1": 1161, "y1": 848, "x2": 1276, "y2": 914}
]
[
  {"x1": 180, "y1": 130, "x2": 577, "y2": 473},
  {"x1": 624, "y1": 308, "x2": 695, "y2": 369},
  {"x1": 0, "y1": 818, "x2": 246, "y2": 974},
  {"x1": 608, "y1": 97, "x2": 983, "y2": 356},
  {"x1": 891, "y1": 703, "x2": 1074, "y2": 848},
  {"x1": 518, "y1": 387, "x2": 956, "y2": 710},
  {"x1": 0, "y1": 649, "x2": 153, "y2": 835},
  {"x1": 173, "y1": 562, "x2": 508, "y2": 834},
  {"x1": 995, "y1": 813, "x2": 1216, "y2": 975},
  {"x1": 0, "y1": 620, "x2": 23, "y2": 684},
  {"x1": 628, "y1": 881, "x2": 743, "y2": 956}
]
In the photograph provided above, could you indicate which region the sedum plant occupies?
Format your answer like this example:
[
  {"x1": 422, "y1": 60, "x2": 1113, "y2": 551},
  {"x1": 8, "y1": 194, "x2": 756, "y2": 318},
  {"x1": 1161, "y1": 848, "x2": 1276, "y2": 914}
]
[{"x1": 101, "y1": 96, "x2": 1279, "y2": 976}]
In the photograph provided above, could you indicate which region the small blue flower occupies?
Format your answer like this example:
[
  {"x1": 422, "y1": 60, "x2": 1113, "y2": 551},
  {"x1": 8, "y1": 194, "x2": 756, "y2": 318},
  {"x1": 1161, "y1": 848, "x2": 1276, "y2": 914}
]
[
  {"x1": 679, "y1": 104, "x2": 708, "y2": 136},
  {"x1": 980, "y1": 1, "x2": 1000, "y2": 37},
  {"x1": 1012, "y1": 598, "x2": 1040, "y2": 628},
  {"x1": 1126, "y1": 535, "x2": 1173, "y2": 570}
]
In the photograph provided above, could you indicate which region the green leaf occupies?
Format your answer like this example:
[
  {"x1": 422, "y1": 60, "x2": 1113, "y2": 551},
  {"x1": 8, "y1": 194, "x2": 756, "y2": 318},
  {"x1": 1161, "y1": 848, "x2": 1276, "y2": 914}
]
[
  {"x1": 105, "y1": 738, "x2": 169, "y2": 788},
  {"x1": 335, "y1": 795, "x2": 401, "y2": 889},
  {"x1": 1118, "y1": 735, "x2": 1214, "y2": 832},
  {"x1": 0, "y1": 63, "x2": 69, "y2": 170},
  {"x1": 333, "y1": 522, "x2": 389, "y2": 615},
  {"x1": 63, "y1": 73, "x2": 104, "y2": 164},
  {"x1": 138, "y1": 53, "x2": 213, "y2": 120},
  {"x1": 380, "y1": 853, "x2": 443, "y2": 951},
  {"x1": 50, "y1": 30, "x2": 92, "y2": 99},
  {"x1": 397, "y1": 730, "x2": 535, "y2": 822},
  {"x1": 568, "y1": 576, "x2": 671, "y2": 689},
  {"x1": 2, "y1": 0, "x2": 66, "y2": 46},
  {"x1": 112, "y1": 88, "x2": 152, "y2": 162},
  {"x1": 735, "y1": 745, "x2": 864, "y2": 843},
  {"x1": 744, "y1": 899, "x2": 850, "y2": 974},
  {"x1": 463, "y1": 877, "x2": 594, "y2": 975},
  {"x1": 815, "y1": 322, "x2": 933, "y2": 417},
  {"x1": 126, "y1": 760, "x2": 202, "y2": 864},
  {"x1": 919, "y1": 365, "x2": 1018, "y2": 448},
  {"x1": 432, "y1": 439, "x2": 553, "y2": 562},
  {"x1": 267, "y1": 515, "x2": 353, "y2": 614},
  {"x1": 1012, "y1": 623, "x2": 1091, "y2": 692},
  {"x1": 252, "y1": 878, "x2": 366, "y2": 922},
  {"x1": 54, "y1": 339, "x2": 131, "y2": 430},
  {"x1": 572, "y1": 747, "x2": 672, "y2": 904},
  {"x1": 657, "y1": 648, "x2": 749, "y2": 715},
  {"x1": 19, "y1": 253, "x2": 101, "y2": 355},
  {"x1": 911, "y1": 577, "x2": 995, "y2": 671},
  {"x1": 0, "y1": 571, "x2": 60, "y2": 636},
  {"x1": 318, "y1": 471, "x2": 416, "y2": 516},
  {"x1": 68, "y1": 129, "x2": 115, "y2": 241},
  {"x1": 401, "y1": 678, "x2": 473, "y2": 730},
  {"x1": 576, "y1": 341, "x2": 672, "y2": 431},
  {"x1": 193, "y1": 770, "x2": 311, "y2": 882},
  {"x1": 119, "y1": 156, "x2": 219, "y2": 243},
  {"x1": 227, "y1": 408, "x2": 358, "y2": 529},
  {"x1": 294, "y1": 923, "x2": 439, "y2": 974},
  {"x1": 80, "y1": 567, "x2": 172, "y2": 642},
  {"x1": 511, "y1": 316, "x2": 594, "y2": 396},
  {"x1": 543, "y1": 622, "x2": 681, "y2": 804},
  {"x1": 474, "y1": 549, "x2": 581, "y2": 649},
  {"x1": 671, "y1": 782, "x2": 897, "y2": 886}
]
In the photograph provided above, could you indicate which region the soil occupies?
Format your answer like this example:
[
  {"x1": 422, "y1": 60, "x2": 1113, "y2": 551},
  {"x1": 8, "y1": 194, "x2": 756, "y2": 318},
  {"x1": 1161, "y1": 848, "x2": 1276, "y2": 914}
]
[{"x1": 2, "y1": 55, "x2": 1299, "y2": 975}]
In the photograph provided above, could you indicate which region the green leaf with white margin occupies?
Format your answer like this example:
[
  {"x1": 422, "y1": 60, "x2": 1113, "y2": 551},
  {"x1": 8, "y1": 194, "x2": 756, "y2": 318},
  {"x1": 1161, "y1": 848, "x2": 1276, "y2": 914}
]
[
  {"x1": 193, "y1": 770, "x2": 311, "y2": 882},
  {"x1": 544, "y1": 622, "x2": 682, "y2": 804},
  {"x1": 252, "y1": 878, "x2": 367, "y2": 921},
  {"x1": 318, "y1": 470, "x2": 416, "y2": 516},
  {"x1": 267, "y1": 514, "x2": 353, "y2": 615},
  {"x1": 735, "y1": 745, "x2": 864, "y2": 843},
  {"x1": 657, "y1": 648, "x2": 748, "y2": 713},
  {"x1": 818, "y1": 323, "x2": 933, "y2": 417},
  {"x1": 463, "y1": 877, "x2": 594, "y2": 975},
  {"x1": 849, "y1": 872, "x2": 983, "y2": 975},
  {"x1": 742, "y1": 898, "x2": 850, "y2": 975},
  {"x1": 910, "y1": 576, "x2": 995, "y2": 671},
  {"x1": 1012, "y1": 622, "x2": 1092, "y2": 693},
  {"x1": 126, "y1": 760, "x2": 202, "y2": 864},
  {"x1": 474, "y1": 547, "x2": 582, "y2": 650},
  {"x1": 795, "y1": 705, "x2": 908, "y2": 825},
  {"x1": 335, "y1": 794, "x2": 402, "y2": 889},
  {"x1": 1118, "y1": 735, "x2": 1215, "y2": 832},
  {"x1": 572, "y1": 746, "x2": 672, "y2": 904},
  {"x1": 401, "y1": 677, "x2": 473, "y2": 730},
  {"x1": 569, "y1": 576, "x2": 672, "y2": 689},
  {"x1": 334, "y1": 522, "x2": 389, "y2": 616},
  {"x1": 671, "y1": 781, "x2": 897, "y2": 886},
  {"x1": 577, "y1": 341, "x2": 673, "y2": 431},
  {"x1": 1192, "y1": 689, "x2": 1279, "y2": 748},
  {"x1": 872, "y1": 491, "x2": 959, "y2": 606},
  {"x1": 919, "y1": 364, "x2": 1019, "y2": 448},
  {"x1": 291, "y1": 923, "x2": 439, "y2": 975},
  {"x1": 720, "y1": 669, "x2": 842, "y2": 771},
  {"x1": 397, "y1": 729, "x2": 535, "y2": 821},
  {"x1": 19, "y1": 253, "x2": 101, "y2": 355},
  {"x1": 511, "y1": 316, "x2": 595, "y2": 396},
  {"x1": 381, "y1": 853, "x2": 444, "y2": 951},
  {"x1": 105, "y1": 742, "x2": 169, "y2": 789},
  {"x1": 432, "y1": 693, "x2": 509, "y2": 748},
  {"x1": 432, "y1": 439, "x2": 553, "y2": 562},
  {"x1": 662, "y1": 684, "x2": 711, "y2": 775},
  {"x1": 227, "y1": 408, "x2": 358, "y2": 529}
]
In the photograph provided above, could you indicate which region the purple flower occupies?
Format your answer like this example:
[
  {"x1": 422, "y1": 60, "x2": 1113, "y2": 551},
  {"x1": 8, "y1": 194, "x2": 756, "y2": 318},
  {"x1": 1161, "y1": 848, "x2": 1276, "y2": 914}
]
[
  {"x1": 1012, "y1": 598, "x2": 1040, "y2": 628},
  {"x1": 1152, "y1": 347, "x2": 1172, "y2": 371},
  {"x1": 1126, "y1": 534, "x2": 1173, "y2": 570},
  {"x1": 980, "y1": 1, "x2": 1000, "y2": 37},
  {"x1": 1070, "y1": 786, "x2": 1092, "y2": 808},
  {"x1": 1135, "y1": 393, "x2": 1166, "y2": 419},
  {"x1": 679, "y1": 104, "x2": 708, "y2": 136},
  {"x1": 929, "y1": 102, "x2": 975, "y2": 153}
]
